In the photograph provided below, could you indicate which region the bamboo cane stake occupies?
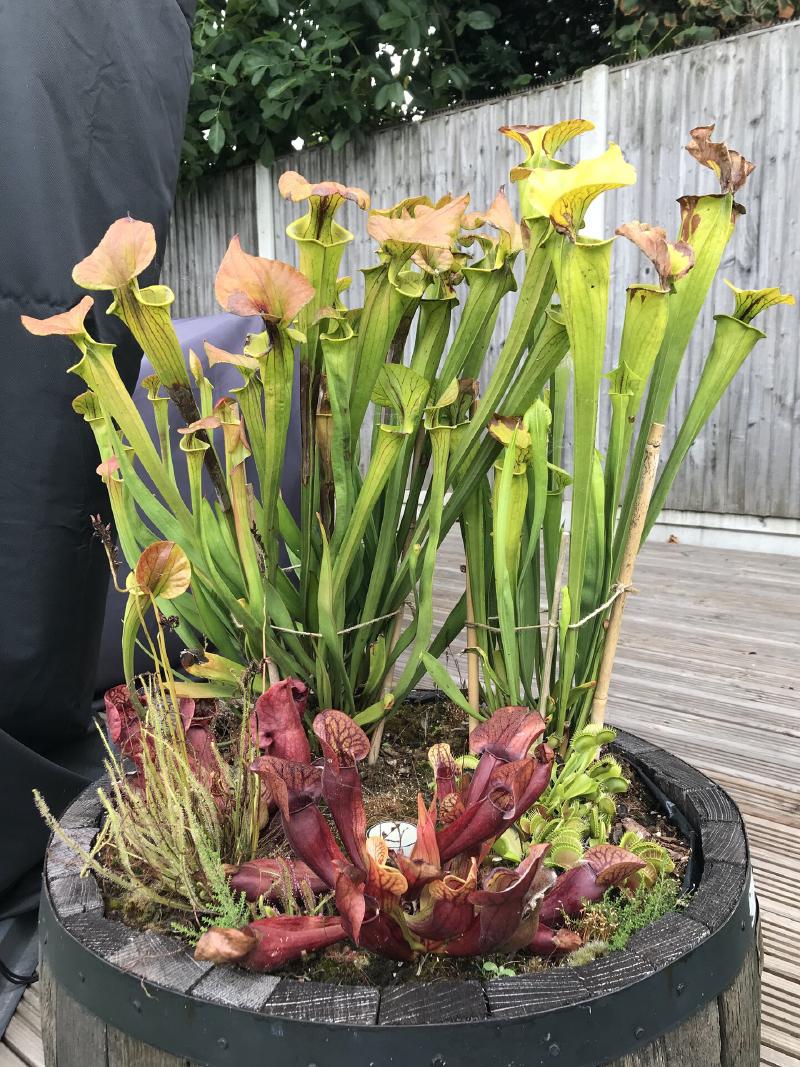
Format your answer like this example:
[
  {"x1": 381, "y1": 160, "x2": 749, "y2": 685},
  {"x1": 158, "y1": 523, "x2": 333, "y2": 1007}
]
[
  {"x1": 367, "y1": 711, "x2": 386, "y2": 766},
  {"x1": 464, "y1": 391, "x2": 481, "y2": 734},
  {"x1": 537, "y1": 529, "x2": 569, "y2": 719},
  {"x1": 463, "y1": 562, "x2": 480, "y2": 733},
  {"x1": 590, "y1": 421, "x2": 665, "y2": 726}
]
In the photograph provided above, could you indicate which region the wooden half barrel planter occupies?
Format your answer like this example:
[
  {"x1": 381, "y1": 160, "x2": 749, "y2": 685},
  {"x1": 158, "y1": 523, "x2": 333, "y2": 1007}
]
[{"x1": 39, "y1": 729, "x2": 760, "y2": 1067}]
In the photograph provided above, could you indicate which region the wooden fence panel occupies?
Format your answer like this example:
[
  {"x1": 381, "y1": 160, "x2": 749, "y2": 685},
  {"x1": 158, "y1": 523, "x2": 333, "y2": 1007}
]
[
  {"x1": 163, "y1": 166, "x2": 257, "y2": 318},
  {"x1": 164, "y1": 21, "x2": 799, "y2": 519}
]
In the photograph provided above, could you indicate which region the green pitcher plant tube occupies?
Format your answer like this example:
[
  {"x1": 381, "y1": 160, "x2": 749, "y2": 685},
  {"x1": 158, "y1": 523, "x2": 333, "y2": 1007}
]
[
  {"x1": 644, "y1": 283, "x2": 794, "y2": 540},
  {"x1": 21, "y1": 121, "x2": 793, "y2": 758}
]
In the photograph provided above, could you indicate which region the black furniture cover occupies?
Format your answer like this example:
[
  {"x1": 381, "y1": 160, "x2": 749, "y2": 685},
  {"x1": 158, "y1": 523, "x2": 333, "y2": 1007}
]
[{"x1": 0, "y1": 0, "x2": 195, "y2": 917}]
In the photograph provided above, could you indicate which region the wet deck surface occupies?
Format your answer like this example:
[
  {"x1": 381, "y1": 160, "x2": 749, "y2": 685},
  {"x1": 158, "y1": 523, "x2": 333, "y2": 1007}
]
[{"x1": 4, "y1": 541, "x2": 798, "y2": 1066}]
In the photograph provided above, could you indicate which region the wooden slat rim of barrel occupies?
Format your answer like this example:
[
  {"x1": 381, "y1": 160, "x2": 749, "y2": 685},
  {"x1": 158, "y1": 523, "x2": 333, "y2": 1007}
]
[{"x1": 39, "y1": 729, "x2": 761, "y2": 1067}]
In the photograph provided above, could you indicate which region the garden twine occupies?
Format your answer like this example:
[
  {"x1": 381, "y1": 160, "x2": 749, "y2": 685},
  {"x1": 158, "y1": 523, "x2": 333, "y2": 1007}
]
[{"x1": 266, "y1": 583, "x2": 633, "y2": 640}]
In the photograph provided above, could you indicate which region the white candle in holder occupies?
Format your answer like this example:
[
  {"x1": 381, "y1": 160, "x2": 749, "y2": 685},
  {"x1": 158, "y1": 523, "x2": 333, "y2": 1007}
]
[{"x1": 367, "y1": 820, "x2": 418, "y2": 856}]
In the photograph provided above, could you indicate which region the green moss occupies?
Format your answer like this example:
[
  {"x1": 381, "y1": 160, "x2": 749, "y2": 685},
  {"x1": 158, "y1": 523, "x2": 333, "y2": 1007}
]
[
  {"x1": 575, "y1": 875, "x2": 682, "y2": 953},
  {"x1": 565, "y1": 940, "x2": 611, "y2": 967}
]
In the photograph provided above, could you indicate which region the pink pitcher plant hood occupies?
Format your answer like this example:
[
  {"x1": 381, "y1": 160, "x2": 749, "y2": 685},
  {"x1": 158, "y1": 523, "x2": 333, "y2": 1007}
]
[
  {"x1": 65, "y1": 217, "x2": 199, "y2": 397},
  {"x1": 278, "y1": 171, "x2": 370, "y2": 211},
  {"x1": 462, "y1": 187, "x2": 525, "y2": 265},
  {"x1": 279, "y1": 171, "x2": 370, "y2": 255},
  {"x1": 616, "y1": 221, "x2": 695, "y2": 291},
  {"x1": 21, "y1": 296, "x2": 95, "y2": 338},
  {"x1": 215, "y1": 235, "x2": 315, "y2": 325},
  {"x1": 72, "y1": 218, "x2": 156, "y2": 291},
  {"x1": 368, "y1": 193, "x2": 470, "y2": 252}
]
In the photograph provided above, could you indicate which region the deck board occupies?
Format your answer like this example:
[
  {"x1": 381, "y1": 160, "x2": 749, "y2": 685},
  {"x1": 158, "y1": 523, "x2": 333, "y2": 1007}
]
[
  {"x1": 425, "y1": 537, "x2": 800, "y2": 1067},
  {"x1": 1, "y1": 988, "x2": 43, "y2": 1067},
  {"x1": 2, "y1": 541, "x2": 797, "y2": 1066}
]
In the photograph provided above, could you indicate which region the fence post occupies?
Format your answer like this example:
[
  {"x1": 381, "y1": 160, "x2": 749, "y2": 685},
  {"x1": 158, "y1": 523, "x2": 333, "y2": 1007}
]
[
  {"x1": 579, "y1": 64, "x2": 610, "y2": 239},
  {"x1": 255, "y1": 164, "x2": 276, "y2": 259}
]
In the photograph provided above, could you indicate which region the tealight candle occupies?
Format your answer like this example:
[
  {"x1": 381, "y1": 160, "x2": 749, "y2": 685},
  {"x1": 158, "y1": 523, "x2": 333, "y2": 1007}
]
[{"x1": 367, "y1": 820, "x2": 418, "y2": 856}]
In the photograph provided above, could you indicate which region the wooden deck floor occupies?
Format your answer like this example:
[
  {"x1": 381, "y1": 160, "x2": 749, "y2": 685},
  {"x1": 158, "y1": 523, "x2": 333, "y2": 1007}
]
[
  {"x1": 3, "y1": 541, "x2": 798, "y2": 1067},
  {"x1": 432, "y1": 537, "x2": 800, "y2": 1067}
]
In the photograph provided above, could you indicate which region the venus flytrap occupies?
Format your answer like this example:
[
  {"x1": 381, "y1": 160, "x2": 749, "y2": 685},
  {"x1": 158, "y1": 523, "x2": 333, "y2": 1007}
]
[{"x1": 497, "y1": 723, "x2": 629, "y2": 870}]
